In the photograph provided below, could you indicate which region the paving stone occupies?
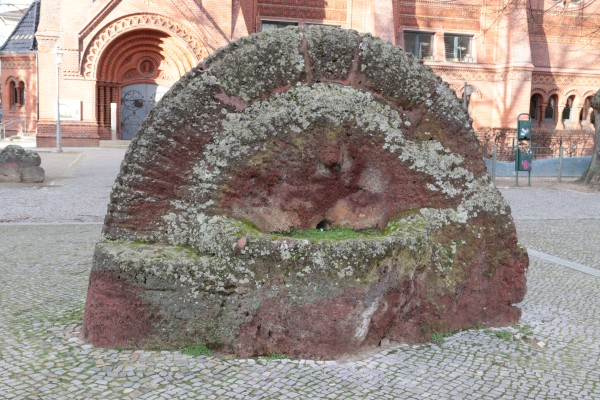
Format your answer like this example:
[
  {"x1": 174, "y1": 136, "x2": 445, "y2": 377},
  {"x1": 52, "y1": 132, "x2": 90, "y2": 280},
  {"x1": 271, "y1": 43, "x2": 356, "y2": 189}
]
[{"x1": 0, "y1": 149, "x2": 599, "y2": 399}]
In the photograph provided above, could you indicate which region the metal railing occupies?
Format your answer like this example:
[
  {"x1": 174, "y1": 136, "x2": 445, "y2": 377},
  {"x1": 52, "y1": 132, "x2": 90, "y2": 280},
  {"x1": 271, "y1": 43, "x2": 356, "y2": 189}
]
[
  {"x1": 0, "y1": 117, "x2": 26, "y2": 139},
  {"x1": 486, "y1": 145, "x2": 593, "y2": 182}
]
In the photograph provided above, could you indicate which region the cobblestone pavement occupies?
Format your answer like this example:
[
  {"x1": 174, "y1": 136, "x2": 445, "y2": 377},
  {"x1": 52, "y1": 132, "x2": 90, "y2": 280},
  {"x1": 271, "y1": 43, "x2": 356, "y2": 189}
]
[
  {"x1": 1, "y1": 149, "x2": 599, "y2": 399},
  {"x1": 0, "y1": 148, "x2": 124, "y2": 224},
  {"x1": 500, "y1": 184, "x2": 600, "y2": 272}
]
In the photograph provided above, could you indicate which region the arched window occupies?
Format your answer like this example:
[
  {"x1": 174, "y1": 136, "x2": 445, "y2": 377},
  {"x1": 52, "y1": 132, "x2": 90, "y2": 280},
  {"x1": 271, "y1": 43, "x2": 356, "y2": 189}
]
[
  {"x1": 562, "y1": 95, "x2": 575, "y2": 121},
  {"x1": 529, "y1": 94, "x2": 543, "y2": 121},
  {"x1": 9, "y1": 81, "x2": 17, "y2": 107},
  {"x1": 17, "y1": 81, "x2": 25, "y2": 106},
  {"x1": 581, "y1": 96, "x2": 593, "y2": 121},
  {"x1": 544, "y1": 95, "x2": 557, "y2": 121},
  {"x1": 8, "y1": 80, "x2": 25, "y2": 108}
]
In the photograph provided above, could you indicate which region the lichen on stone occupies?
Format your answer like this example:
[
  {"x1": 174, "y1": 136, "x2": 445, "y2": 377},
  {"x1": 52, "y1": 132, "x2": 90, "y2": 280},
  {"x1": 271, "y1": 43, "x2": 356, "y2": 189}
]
[
  {"x1": 206, "y1": 29, "x2": 305, "y2": 102},
  {"x1": 305, "y1": 25, "x2": 359, "y2": 81},
  {"x1": 87, "y1": 26, "x2": 528, "y2": 358}
]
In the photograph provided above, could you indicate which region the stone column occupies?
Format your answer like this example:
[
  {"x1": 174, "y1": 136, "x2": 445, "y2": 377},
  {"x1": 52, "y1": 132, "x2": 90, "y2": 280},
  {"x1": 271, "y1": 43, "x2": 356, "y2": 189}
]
[{"x1": 570, "y1": 106, "x2": 583, "y2": 129}]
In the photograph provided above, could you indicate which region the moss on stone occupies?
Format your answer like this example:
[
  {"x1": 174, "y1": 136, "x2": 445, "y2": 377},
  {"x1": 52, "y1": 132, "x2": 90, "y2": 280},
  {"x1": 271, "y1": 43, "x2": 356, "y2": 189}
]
[
  {"x1": 90, "y1": 27, "x2": 528, "y2": 356},
  {"x1": 270, "y1": 227, "x2": 384, "y2": 242}
]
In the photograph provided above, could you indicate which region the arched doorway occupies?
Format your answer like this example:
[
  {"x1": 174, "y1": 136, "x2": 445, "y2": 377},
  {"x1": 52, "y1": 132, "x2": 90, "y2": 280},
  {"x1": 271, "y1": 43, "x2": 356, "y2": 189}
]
[
  {"x1": 120, "y1": 83, "x2": 168, "y2": 140},
  {"x1": 94, "y1": 28, "x2": 198, "y2": 140}
]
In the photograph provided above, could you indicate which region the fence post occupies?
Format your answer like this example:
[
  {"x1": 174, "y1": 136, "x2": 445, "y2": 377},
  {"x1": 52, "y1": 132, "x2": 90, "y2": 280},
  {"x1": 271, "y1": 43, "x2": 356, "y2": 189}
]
[
  {"x1": 558, "y1": 145, "x2": 564, "y2": 182},
  {"x1": 492, "y1": 146, "x2": 497, "y2": 183}
]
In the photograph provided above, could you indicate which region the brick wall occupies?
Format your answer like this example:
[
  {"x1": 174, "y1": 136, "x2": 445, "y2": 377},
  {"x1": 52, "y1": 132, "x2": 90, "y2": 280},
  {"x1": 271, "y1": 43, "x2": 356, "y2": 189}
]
[
  {"x1": 37, "y1": 120, "x2": 100, "y2": 147},
  {"x1": 0, "y1": 53, "x2": 37, "y2": 135},
  {"x1": 21, "y1": 0, "x2": 600, "y2": 146},
  {"x1": 257, "y1": 0, "x2": 347, "y2": 27}
]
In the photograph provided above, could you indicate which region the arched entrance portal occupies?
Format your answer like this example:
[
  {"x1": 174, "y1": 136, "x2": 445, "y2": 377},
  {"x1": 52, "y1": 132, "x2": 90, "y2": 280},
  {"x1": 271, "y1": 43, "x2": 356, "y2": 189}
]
[
  {"x1": 94, "y1": 28, "x2": 198, "y2": 140},
  {"x1": 121, "y1": 83, "x2": 168, "y2": 140}
]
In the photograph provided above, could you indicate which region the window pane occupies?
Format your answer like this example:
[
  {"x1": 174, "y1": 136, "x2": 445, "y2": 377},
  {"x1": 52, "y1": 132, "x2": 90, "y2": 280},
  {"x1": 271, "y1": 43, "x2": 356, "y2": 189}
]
[
  {"x1": 10, "y1": 81, "x2": 16, "y2": 105},
  {"x1": 529, "y1": 96, "x2": 539, "y2": 120},
  {"x1": 444, "y1": 34, "x2": 473, "y2": 62},
  {"x1": 544, "y1": 97, "x2": 556, "y2": 120},
  {"x1": 18, "y1": 82, "x2": 25, "y2": 106},
  {"x1": 404, "y1": 32, "x2": 417, "y2": 56},
  {"x1": 404, "y1": 31, "x2": 434, "y2": 60}
]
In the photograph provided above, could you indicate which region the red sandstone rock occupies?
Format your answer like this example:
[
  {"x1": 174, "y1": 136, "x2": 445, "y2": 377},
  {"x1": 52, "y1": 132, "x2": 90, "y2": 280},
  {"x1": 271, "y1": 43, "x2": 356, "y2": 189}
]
[
  {"x1": 0, "y1": 145, "x2": 44, "y2": 183},
  {"x1": 83, "y1": 26, "x2": 528, "y2": 359}
]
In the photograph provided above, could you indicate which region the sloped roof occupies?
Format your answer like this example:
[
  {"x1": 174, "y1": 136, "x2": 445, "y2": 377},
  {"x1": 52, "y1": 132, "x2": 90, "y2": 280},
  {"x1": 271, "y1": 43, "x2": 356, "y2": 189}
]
[{"x1": 0, "y1": 1, "x2": 40, "y2": 54}]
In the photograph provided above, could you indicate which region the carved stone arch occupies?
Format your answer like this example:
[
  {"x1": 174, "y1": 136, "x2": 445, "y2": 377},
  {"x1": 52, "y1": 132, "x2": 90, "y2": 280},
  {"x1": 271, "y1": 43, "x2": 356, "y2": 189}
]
[
  {"x1": 564, "y1": 89, "x2": 582, "y2": 107},
  {"x1": 547, "y1": 88, "x2": 563, "y2": 99},
  {"x1": 581, "y1": 90, "x2": 596, "y2": 122},
  {"x1": 81, "y1": 13, "x2": 206, "y2": 79},
  {"x1": 5, "y1": 75, "x2": 25, "y2": 85},
  {"x1": 530, "y1": 87, "x2": 547, "y2": 102},
  {"x1": 582, "y1": 89, "x2": 597, "y2": 100}
]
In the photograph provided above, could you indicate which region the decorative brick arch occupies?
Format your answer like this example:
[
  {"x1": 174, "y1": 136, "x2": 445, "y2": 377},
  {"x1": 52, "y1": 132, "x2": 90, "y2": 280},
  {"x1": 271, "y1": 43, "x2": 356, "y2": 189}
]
[
  {"x1": 564, "y1": 89, "x2": 582, "y2": 106},
  {"x1": 583, "y1": 89, "x2": 597, "y2": 100},
  {"x1": 81, "y1": 13, "x2": 206, "y2": 79},
  {"x1": 547, "y1": 88, "x2": 563, "y2": 98},
  {"x1": 530, "y1": 87, "x2": 547, "y2": 102},
  {"x1": 95, "y1": 29, "x2": 196, "y2": 84},
  {"x1": 5, "y1": 75, "x2": 25, "y2": 85}
]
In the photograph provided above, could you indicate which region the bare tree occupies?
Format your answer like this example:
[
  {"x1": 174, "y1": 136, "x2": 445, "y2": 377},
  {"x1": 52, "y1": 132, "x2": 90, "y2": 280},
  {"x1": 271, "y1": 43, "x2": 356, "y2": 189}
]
[{"x1": 578, "y1": 90, "x2": 600, "y2": 189}]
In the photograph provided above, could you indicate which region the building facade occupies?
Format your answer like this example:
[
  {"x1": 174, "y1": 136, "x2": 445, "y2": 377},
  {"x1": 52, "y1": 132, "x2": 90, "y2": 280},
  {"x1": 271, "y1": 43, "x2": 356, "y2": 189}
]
[
  {"x1": 0, "y1": 0, "x2": 599, "y2": 146},
  {"x1": 0, "y1": 1, "x2": 39, "y2": 133}
]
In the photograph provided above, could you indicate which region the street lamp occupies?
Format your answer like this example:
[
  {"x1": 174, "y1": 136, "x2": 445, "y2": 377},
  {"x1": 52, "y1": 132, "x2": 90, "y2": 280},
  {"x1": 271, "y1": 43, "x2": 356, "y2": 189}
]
[{"x1": 53, "y1": 43, "x2": 62, "y2": 152}]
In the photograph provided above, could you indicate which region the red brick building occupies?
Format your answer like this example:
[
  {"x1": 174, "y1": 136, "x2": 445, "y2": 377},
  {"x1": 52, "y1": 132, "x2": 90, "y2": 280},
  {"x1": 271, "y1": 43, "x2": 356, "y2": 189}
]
[{"x1": 1, "y1": 0, "x2": 599, "y2": 146}]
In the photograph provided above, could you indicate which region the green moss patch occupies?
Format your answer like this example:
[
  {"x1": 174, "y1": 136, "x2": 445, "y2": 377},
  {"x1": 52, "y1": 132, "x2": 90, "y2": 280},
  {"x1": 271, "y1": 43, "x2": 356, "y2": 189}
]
[
  {"x1": 271, "y1": 227, "x2": 384, "y2": 242},
  {"x1": 179, "y1": 343, "x2": 213, "y2": 357}
]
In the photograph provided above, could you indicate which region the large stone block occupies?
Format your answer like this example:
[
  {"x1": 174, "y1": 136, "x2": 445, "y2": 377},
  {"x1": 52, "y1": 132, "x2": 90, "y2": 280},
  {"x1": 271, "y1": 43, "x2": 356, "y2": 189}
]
[
  {"x1": 21, "y1": 166, "x2": 45, "y2": 183},
  {"x1": 0, "y1": 163, "x2": 20, "y2": 182},
  {"x1": 0, "y1": 145, "x2": 44, "y2": 183},
  {"x1": 82, "y1": 26, "x2": 528, "y2": 359}
]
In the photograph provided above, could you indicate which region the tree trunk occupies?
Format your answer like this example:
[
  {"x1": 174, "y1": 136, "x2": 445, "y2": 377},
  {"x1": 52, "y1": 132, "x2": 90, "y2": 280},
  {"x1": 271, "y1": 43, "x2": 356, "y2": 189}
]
[{"x1": 579, "y1": 91, "x2": 600, "y2": 190}]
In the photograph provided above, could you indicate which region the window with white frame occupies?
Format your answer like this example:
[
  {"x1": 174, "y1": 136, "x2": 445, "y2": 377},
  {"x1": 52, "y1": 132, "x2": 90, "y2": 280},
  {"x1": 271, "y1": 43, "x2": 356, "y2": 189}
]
[
  {"x1": 404, "y1": 31, "x2": 434, "y2": 60},
  {"x1": 444, "y1": 34, "x2": 474, "y2": 63}
]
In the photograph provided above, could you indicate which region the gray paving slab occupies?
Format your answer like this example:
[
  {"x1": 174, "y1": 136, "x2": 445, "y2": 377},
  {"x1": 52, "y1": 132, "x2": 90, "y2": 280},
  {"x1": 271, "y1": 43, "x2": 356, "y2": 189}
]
[
  {"x1": 0, "y1": 148, "x2": 599, "y2": 399},
  {"x1": 0, "y1": 148, "x2": 125, "y2": 224}
]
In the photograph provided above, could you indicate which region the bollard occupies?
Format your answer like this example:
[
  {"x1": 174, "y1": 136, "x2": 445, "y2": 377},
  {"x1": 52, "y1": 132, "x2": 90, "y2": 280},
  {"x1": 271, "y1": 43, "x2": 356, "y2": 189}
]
[{"x1": 558, "y1": 145, "x2": 564, "y2": 182}]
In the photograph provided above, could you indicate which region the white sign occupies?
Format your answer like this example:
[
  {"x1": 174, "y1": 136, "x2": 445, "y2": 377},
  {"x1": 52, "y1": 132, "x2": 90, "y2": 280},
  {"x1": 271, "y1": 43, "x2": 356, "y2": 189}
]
[{"x1": 59, "y1": 100, "x2": 81, "y2": 121}]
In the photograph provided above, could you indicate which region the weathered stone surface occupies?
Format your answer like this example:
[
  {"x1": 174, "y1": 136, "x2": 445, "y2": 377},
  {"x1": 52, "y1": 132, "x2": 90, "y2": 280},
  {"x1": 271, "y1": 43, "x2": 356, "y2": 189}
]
[
  {"x1": 0, "y1": 145, "x2": 44, "y2": 183},
  {"x1": 20, "y1": 166, "x2": 45, "y2": 183},
  {"x1": 0, "y1": 163, "x2": 20, "y2": 182},
  {"x1": 83, "y1": 26, "x2": 528, "y2": 359}
]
